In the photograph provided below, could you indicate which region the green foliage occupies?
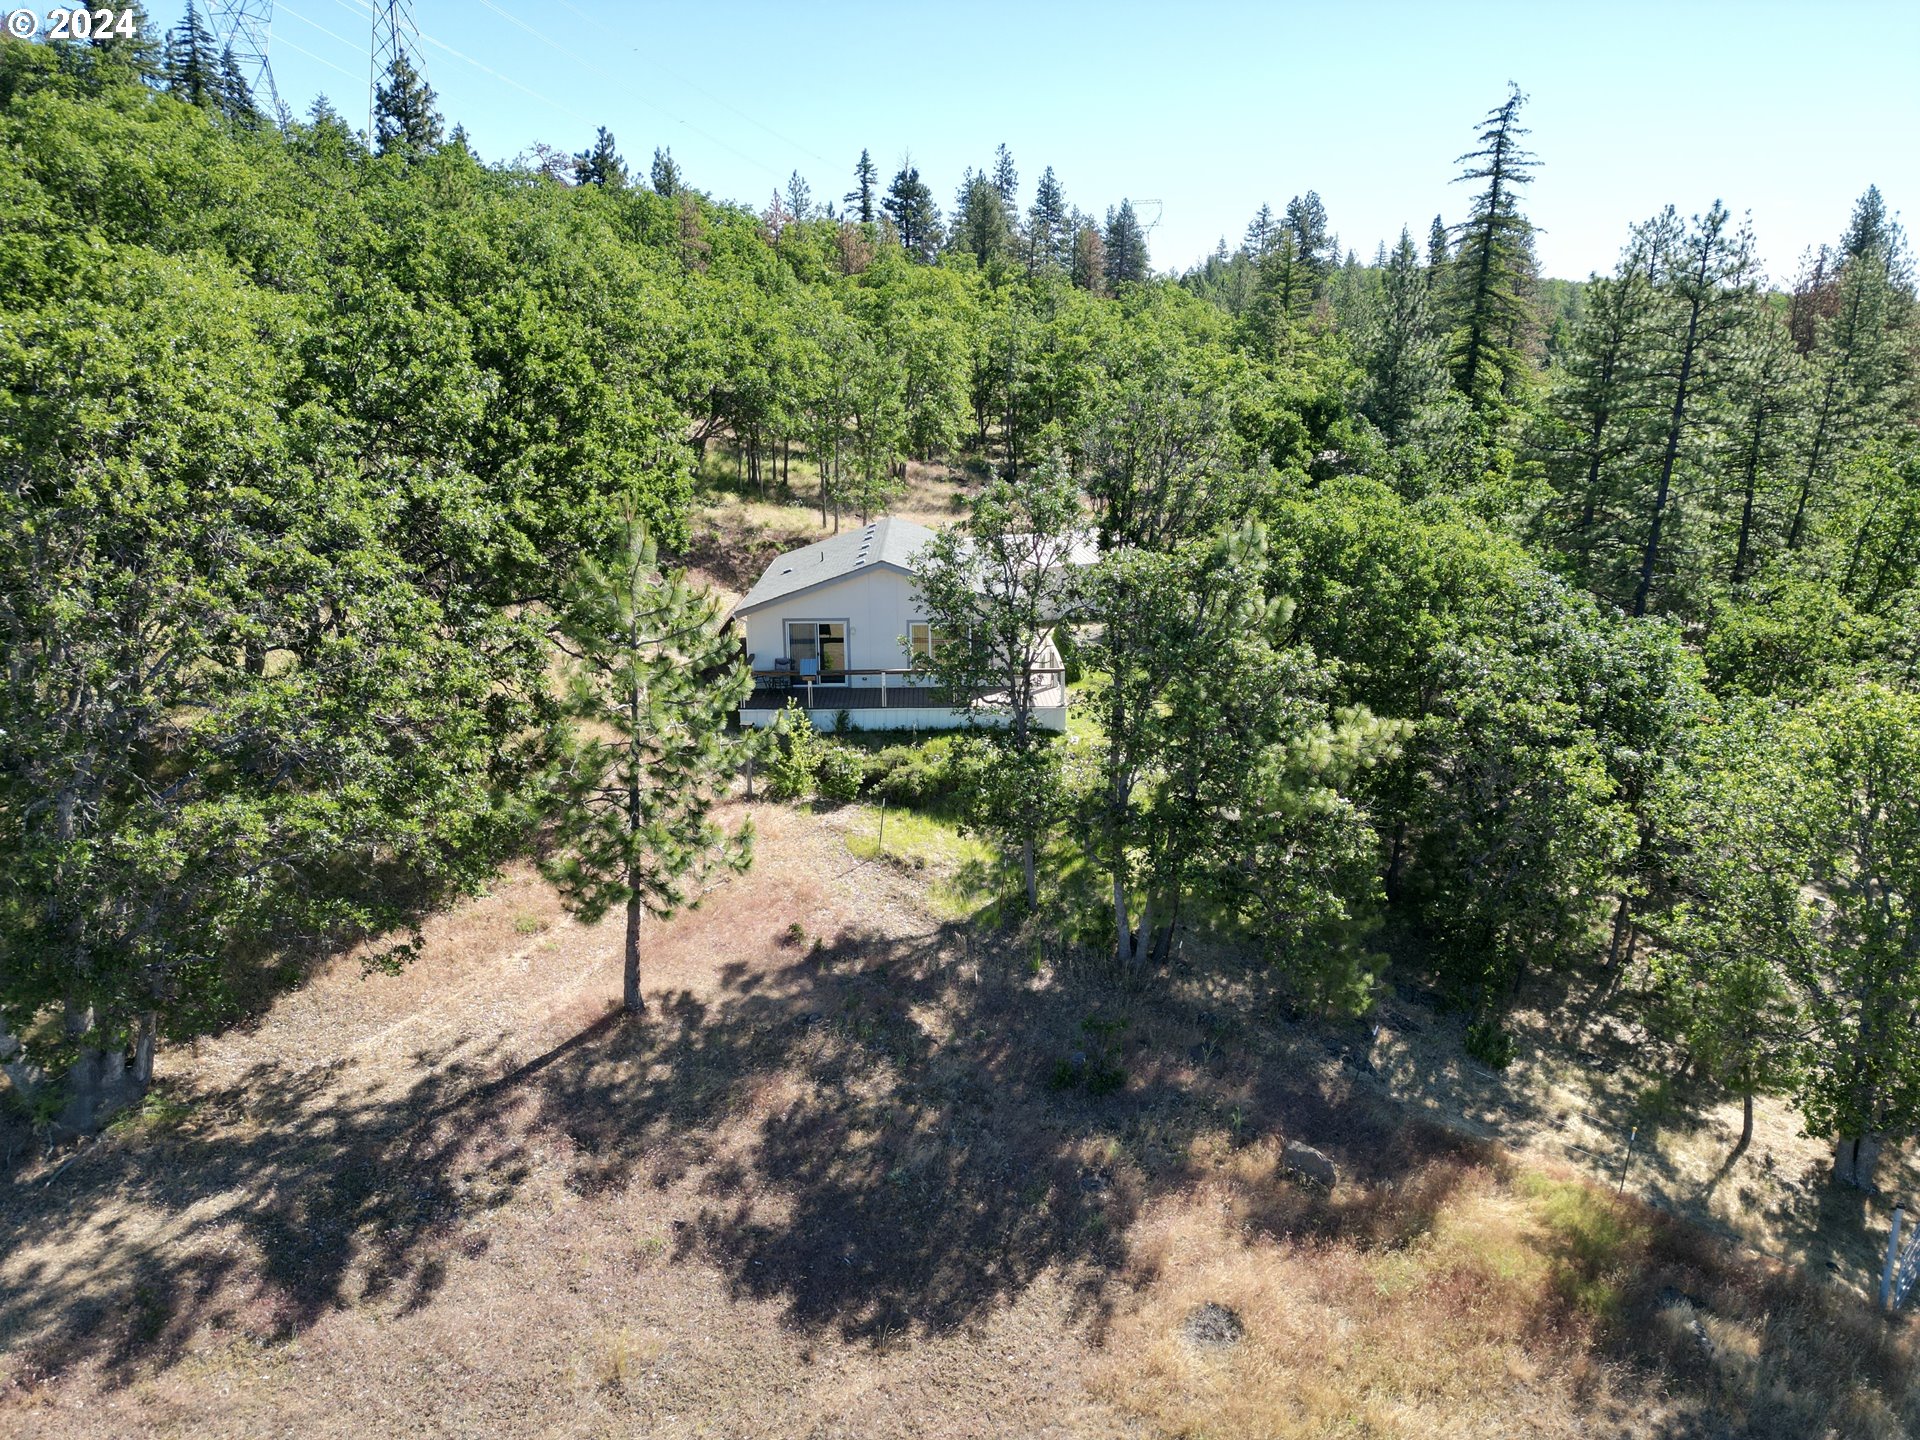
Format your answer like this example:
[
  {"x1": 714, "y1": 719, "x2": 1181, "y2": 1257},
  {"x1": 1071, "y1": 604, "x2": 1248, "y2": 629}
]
[
  {"x1": 763, "y1": 703, "x2": 826, "y2": 801},
  {"x1": 814, "y1": 746, "x2": 865, "y2": 804},
  {"x1": 541, "y1": 518, "x2": 752, "y2": 1010},
  {"x1": 2, "y1": 51, "x2": 1916, "y2": 1159},
  {"x1": 1653, "y1": 688, "x2": 1920, "y2": 1157},
  {"x1": 1465, "y1": 1020, "x2": 1517, "y2": 1070},
  {"x1": 861, "y1": 738, "x2": 967, "y2": 809}
]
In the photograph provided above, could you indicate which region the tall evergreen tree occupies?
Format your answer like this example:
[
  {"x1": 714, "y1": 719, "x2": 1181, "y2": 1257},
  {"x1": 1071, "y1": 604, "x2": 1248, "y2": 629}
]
[
  {"x1": 1723, "y1": 302, "x2": 1806, "y2": 586},
  {"x1": 214, "y1": 45, "x2": 256, "y2": 121},
  {"x1": 1103, "y1": 199, "x2": 1149, "y2": 286},
  {"x1": 162, "y1": 1, "x2": 219, "y2": 108},
  {"x1": 1425, "y1": 213, "x2": 1450, "y2": 288},
  {"x1": 882, "y1": 163, "x2": 943, "y2": 263},
  {"x1": 1538, "y1": 226, "x2": 1662, "y2": 587},
  {"x1": 542, "y1": 520, "x2": 754, "y2": 1017},
  {"x1": 845, "y1": 148, "x2": 878, "y2": 224},
  {"x1": 573, "y1": 126, "x2": 626, "y2": 187},
  {"x1": 1628, "y1": 202, "x2": 1755, "y2": 616},
  {"x1": 991, "y1": 142, "x2": 1019, "y2": 211},
  {"x1": 1071, "y1": 218, "x2": 1106, "y2": 295},
  {"x1": 1026, "y1": 165, "x2": 1069, "y2": 274},
  {"x1": 1785, "y1": 188, "x2": 1914, "y2": 550},
  {"x1": 1245, "y1": 203, "x2": 1277, "y2": 257},
  {"x1": 1284, "y1": 190, "x2": 1334, "y2": 294},
  {"x1": 1360, "y1": 227, "x2": 1447, "y2": 441},
  {"x1": 1443, "y1": 85, "x2": 1540, "y2": 410},
  {"x1": 1242, "y1": 231, "x2": 1314, "y2": 361},
  {"x1": 372, "y1": 53, "x2": 442, "y2": 157},
  {"x1": 951, "y1": 169, "x2": 1012, "y2": 265},
  {"x1": 784, "y1": 169, "x2": 813, "y2": 223},
  {"x1": 650, "y1": 146, "x2": 682, "y2": 197}
]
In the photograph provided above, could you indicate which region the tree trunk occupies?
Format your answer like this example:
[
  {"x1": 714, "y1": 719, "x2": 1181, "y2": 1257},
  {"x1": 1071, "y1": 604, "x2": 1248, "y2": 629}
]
[
  {"x1": 1605, "y1": 894, "x2": 1634, "y2": 966},
  {"x1": 1632, "y1": 297, "x2": 1703, "y2": 616},
  {"x1": 1729, "y1": 404, "x2": 1766, "y2": 585},
  {"x1": 132, "y1": 1013, "x2": 157, "y2": 1089},
  {"x1": 1739, "y1": 1091, "x2": 1754, "y2": 1153},
  {"x1": 57, "y1": 1034, "x2": 136, "y2": 1139},
  {"x1": 623, "y1": 890, "x2": 645, "y2": 1016},
  {"x1": 1834, "y1": 1133, "x2": 1884, "y2": 1190}
]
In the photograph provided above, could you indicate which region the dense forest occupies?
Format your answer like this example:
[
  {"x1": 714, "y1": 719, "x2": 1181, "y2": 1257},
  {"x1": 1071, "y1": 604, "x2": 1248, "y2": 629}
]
[{"x1": 2, "y1": 11, "x2": 1916, "y2": 1199}]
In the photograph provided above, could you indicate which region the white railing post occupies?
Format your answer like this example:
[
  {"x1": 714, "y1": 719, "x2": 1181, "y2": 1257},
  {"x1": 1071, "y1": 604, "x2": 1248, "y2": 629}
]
[
  {"x1": 881, "y1": 670, "x2": 888, "y2": 708},
  {"x1": 1882, "y1": 1205, "x2": 1904, "y2": 1310}
]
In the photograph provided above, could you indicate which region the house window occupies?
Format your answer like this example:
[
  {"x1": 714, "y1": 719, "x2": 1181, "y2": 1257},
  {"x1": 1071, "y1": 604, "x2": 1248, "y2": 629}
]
[
  {"x1": 785, "y1": 621, "x2": 846, "y2": 679},
  {"x1": 909, "y1": 623, "x2": 935, "y2": 660}
]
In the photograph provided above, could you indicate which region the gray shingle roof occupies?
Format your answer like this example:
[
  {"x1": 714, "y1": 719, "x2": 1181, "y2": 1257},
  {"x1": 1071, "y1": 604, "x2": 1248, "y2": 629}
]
[{"x1": 730, "y1": 516, "x2": 939, "y2": 615}]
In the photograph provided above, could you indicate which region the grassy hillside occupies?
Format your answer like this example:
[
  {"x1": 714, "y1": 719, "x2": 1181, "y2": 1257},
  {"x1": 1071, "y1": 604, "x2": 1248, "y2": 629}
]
[{"x1": 3, "y1": 800, "x2": 1914, "y2": 1438}]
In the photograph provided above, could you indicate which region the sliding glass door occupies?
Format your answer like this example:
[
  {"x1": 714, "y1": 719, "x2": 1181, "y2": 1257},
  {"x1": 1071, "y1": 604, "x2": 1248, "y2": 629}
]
[{"x1": 785, "y1": 621, "x2": 847, "y2": 681}]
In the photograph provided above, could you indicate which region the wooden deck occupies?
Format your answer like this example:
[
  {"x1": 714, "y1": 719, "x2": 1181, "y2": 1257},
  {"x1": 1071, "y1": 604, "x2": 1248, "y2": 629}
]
[{"x1": 741, "y1": 683, "x2": 961, "y2": 711}]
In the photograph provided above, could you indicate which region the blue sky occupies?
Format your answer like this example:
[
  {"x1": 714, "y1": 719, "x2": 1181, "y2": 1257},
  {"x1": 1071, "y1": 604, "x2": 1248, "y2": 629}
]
[{"x1": 206, "y1": 0, "x2": 1916, "y2": 283}]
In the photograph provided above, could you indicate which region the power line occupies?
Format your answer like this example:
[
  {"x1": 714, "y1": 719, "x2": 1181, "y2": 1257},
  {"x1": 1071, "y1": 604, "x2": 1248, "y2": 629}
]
[
  {"x1": 207, "y1": 1, "x2": 282, "y2": 112},
  {"x1": 544, "y1": 0, "x2": 832, "y2": 167},
  {"x1": 366, "y1": 0, "x2": 425, "y2": 138},
  {"x1": 470, "y1": 0, "x2": 786, "y2": 178}
]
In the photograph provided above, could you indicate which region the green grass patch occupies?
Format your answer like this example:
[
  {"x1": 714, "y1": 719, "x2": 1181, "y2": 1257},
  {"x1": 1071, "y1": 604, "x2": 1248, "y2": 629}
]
[
  {"x1": 107, "y1": 1086, "x2": 196, "y2": 1136},
  {"x1": 1519, "y1": 1170, "x2": 1650, "y2": 1318},
  {"x1": 843, "y1": 804, "x2": 1001, "y2": 920}
]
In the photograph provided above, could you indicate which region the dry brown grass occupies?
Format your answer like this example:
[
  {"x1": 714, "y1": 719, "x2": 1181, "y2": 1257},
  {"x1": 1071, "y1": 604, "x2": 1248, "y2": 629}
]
[
  {"x1": 3, "y1": 799, "x2": 1916, "y2": 1438},
  {"x1": 678, "y1": 459, "x2": 975, "y2": 605}
]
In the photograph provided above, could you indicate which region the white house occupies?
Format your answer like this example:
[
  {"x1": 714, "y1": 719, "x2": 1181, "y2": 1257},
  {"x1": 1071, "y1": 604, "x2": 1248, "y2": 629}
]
[{"x1": 728, "y1": 516, "x2": 1069, "y2": 732}]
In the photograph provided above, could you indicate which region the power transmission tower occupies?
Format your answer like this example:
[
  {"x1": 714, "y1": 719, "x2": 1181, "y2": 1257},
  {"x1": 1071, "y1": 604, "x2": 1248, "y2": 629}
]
[
  {"x1": 368, "y1": 0, "x2": 427, "y2": 139},
  {"x1": 208, "y1": 0, "x2": 280, "y2": 114}
]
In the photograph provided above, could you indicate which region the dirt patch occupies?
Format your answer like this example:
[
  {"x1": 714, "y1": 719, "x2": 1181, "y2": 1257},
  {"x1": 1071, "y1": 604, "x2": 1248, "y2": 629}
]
[{"x1": 3, "y1": 797, "x2": 1916, "y2": 1438}]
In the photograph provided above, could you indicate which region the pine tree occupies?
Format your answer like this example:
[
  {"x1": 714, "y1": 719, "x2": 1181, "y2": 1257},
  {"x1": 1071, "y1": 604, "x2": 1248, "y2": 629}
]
[
  {"x1": 991, "y1": 142, "x2": 1019, "y2": 211},
  {"x1": 1026, "y1": 165, "x2": 1069, "y2": 274},
  {"x1": 573, "y1": 126, "x2": 626, "y2": 187},
  {"x1": 762, "y1": 187, "x2": 790, "y2": 238},
  {"x1": 1426, "y1": 214, "x2": 1450, "y2": 287},
  {"x1": 1103, "y1": 199, "x2": 1149, "y2": 286},
  {"x1": 162, "y1": 1, "x2": 219, "y2": 108},
  {"x1": 215, "y1": 44, "x2": 257, "y2": 122},
  {"x1": 1628, "y1": 202, "x2": 1756, "y2": 616},
  {"x1": 1443, "y1": 85, "x2": 1540, "y2": 410},
  {"x1": 1284, "y1": 191, "x2": 1334, "y2": 295},
  {"x1": 1071, "y1": 218, "x2": 1106, "y2": 295},
  {"x1": 1724, "y1": 303, "x2": 1806, "y2": 586},
  {"x1": 1785, "y1": 188, "x2": 1914, "y2": 550},
  {"x1": 1244, "y1": 203, "x2": 1276, "y2": 257},
  {"x1": 882, "y1": 163, "x2": 942, "y2": 263},
  {"x1": 373, "y1": 53, "x2": 442, "y2": 156},
  {"x1": 951, "y1": 170, "x2": 1011, "y2": 265},
  {"x1": 1538, "y1": 225, "x2": 1662, "y2": 587},
  {"x1": 1359, "y1": 227, "x2": 1447, "y2": 441},
  {"x1": 845, "y1": 148, "x2": 878, "y2": 224},
  {"x1": 784, "y1": 169, "x2": 813, "y2": 223},
  {"x1": 1242, "y1": 231, "x2": 1314, "y2": 361},
  {"x1": 85, "y1": 0, "x2": 163, "y2": 87},
  {"x1": 650, "y1": 146, "x2": 682, "y2": 197},
  {"x1": 542, "y1": 519, "x2": 754, "y2": 1017}
]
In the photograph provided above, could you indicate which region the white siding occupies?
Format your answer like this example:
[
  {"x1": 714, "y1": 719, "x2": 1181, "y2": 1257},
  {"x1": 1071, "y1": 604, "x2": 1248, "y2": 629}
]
[{"x1": 738, "y1": 567, "x2": 927, "y2": 685}]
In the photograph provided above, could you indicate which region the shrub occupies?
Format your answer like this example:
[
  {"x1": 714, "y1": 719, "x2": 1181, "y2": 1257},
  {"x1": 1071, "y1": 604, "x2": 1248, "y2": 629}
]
[
  {"x1": 1465, "y1": 1018, "x2": 1516, "y2": 1070},
  {"x1": 764, "y1": 702, "x2": 825, "y2": 800},
  {"x1": 863, "y1": 736, "x2": 967, "y2": 810},
  {"x1": 1054, "y1": 624, "x2": 1084, "y2": 685},
  {"x1": 815, "y1": 745, "x2": 864, "y2": 803}
]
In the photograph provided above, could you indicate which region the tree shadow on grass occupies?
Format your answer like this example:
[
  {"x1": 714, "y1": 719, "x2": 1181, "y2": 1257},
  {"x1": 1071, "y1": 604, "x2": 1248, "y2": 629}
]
[{"x1": 8, "y1": 912, "x2": 1877, "y2": 1416}]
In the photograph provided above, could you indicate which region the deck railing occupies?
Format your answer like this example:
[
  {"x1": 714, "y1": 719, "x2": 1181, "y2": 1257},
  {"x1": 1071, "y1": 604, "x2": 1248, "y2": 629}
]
[{"x1": 743, "y1": 666, "x2": 1066, "y2": 712}]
